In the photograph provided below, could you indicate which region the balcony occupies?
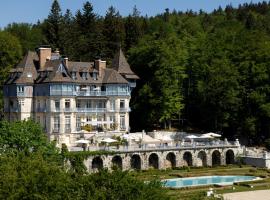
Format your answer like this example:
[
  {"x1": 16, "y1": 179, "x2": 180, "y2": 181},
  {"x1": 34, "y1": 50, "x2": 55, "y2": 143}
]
[
  {"x1": 17, "y1": 91, "x2": 25, "y2": 96},
  {"x1": 76, "y1": 108, "x2": 106, "y2": 113},
  {"x1": 36, "y1": 107, "x2": 47, "y2": 112},
  {"x1": 76, "y1": 91, "x2": 130, "y2": 97},
  {"x1": 50, "y1": 90, "x2": 131, "y2": 97},
  {"x1": 53, "y1": 128, "x2": 59, "y2": 133},
  {"x1": 10, "y1": 107, "x2": 20, "y2": 112},
  {"x1": 65, "y1": 128, "x2": 71, "y2": 133}
]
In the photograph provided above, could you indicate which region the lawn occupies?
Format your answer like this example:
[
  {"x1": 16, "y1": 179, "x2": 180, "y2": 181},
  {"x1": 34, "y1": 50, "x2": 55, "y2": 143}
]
[{"x1": 130, "y1": 165, "x2": 270, "y2": 200}]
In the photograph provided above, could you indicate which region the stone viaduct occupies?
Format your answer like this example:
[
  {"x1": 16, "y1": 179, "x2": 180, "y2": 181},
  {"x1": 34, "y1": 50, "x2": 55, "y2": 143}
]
[{"x1": 83, "y1": 144, "x2": 242, "y2": 173}]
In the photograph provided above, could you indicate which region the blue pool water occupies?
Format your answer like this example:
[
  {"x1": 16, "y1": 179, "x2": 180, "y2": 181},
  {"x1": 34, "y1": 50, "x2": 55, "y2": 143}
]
[{"x1": 163, "y1": 176, "x2": 257, "y2": 188}]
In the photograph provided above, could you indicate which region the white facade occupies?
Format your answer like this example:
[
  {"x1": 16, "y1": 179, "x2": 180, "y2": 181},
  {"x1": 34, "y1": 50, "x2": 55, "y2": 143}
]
[{"x1": 4, "y1": 47, "x2": 138, "y2": 147}]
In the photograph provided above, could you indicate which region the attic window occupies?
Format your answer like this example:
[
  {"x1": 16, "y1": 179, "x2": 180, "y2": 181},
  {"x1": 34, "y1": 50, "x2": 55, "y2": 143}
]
[
  {"x1": 27, "y1": 72, "x2": 32, "y2": 78},
  {"x1": 93, "y1": 72, "x2": 97, "y2": 80},
  {"x1": 72, "y1": 72, "x2": 76, "y2": 80},
  {"x1": 82, "y1": 72, "x2": 87, "y2": 80},
  {"x1": 62, "y1": 73, "x2": 67, "y2": 77}
]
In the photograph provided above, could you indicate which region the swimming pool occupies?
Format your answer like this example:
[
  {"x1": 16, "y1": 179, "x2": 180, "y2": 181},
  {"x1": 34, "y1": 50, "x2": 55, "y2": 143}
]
[{"x1": 163, "y1": 176, "x2": 258, "y2": 188}]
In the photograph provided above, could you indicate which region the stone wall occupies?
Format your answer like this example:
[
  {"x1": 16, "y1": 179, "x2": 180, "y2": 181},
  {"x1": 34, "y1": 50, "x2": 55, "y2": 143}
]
[{"x1": 82, "y1": 146, "x2": 241, "y2": 173}]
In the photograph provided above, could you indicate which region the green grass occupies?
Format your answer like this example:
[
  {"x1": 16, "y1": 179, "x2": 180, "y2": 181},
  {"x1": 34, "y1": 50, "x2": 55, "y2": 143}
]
[{"x1": 131, "y1": 165, "x2": 270, "y2": 200}]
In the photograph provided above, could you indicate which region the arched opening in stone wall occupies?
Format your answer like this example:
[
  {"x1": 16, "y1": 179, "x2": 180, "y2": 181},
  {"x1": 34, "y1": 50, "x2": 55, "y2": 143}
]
[
  {"x1": 92, "y1": 156, "x2": 103, "y2": 170},
  {"x1": 131, "y1": 154, "x2": 141, "y2": 170},
  {"x1": 197, "y1": 151, "x2": 207, "y2": 167},
  {"x1": 112, "y1": 155, "x2": 122, "y2": 170},
  {"x1": 165, "y1": 152, "x2": 176, "y2": 169},
  {"x1": 148, "y1": 153, "x2": 159, "y2": 169},
  {"x1": 226, "y1": 150, "x2": 235, "y2": 165},
  {"x1": 183, "y1": 152, "x2": 193, "y2": 166},
  {"x1": 212, "y1": 150, "x2": 221, "y2": 166}
]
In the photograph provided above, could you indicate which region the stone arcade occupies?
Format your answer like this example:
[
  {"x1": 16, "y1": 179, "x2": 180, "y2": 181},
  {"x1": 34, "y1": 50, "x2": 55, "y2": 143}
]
[{"x1": 83, "y1": 144, "x2": 241, "y2": 173}]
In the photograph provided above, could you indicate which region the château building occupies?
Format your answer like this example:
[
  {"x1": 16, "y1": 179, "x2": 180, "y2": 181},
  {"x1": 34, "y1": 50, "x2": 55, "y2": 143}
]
[{"x1": 3, "y1": 46, "x2": 139, "y2": 146}]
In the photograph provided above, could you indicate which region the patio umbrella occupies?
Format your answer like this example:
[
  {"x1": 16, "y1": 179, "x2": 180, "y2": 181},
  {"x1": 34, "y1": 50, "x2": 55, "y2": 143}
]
[
  {"x1": 100, "y1": 138, "x2": 117, "y2": 143},
  {"x1": 203, "y1": 132, "x2": 221, "y2": 138},
  {"x1": 199, "y1": 134, "x2": 214, "y2": 139},
  {"x1": 74, "y1": 139, "x2": 89, "y2": 144},
  {"x1": 185, "y1": 135, "x2": 198, "y2": 139}
]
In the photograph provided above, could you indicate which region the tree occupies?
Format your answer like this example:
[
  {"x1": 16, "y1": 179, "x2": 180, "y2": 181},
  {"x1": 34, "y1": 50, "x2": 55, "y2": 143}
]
[
  {"x1": 0, "y1": 31, "x2": 22, "y2": 116},
  {"x1": 0, "y1": 120, "x2": 53, "y2": 152},
  {"x1": 125, "y1": 6, "x2": 144, "y2": 50},
  {"x1": 5, "y1": 23, "x2": 44, "y2": 53},
  {"x1": 103, "y1": 6, "x2": 125, "y2": 60},
  {"x1": 0, "y1": 152, "x2": 171, "y2": 200},
  {"x1": 73, "y1": 1, "x2": 104, "y2": 61},
  {"x1": 43, "y1": 0, "x2": 62, "y2": 50},
  {"x1": 129, "y1": 34, "x2": 187, "y2": 130}
]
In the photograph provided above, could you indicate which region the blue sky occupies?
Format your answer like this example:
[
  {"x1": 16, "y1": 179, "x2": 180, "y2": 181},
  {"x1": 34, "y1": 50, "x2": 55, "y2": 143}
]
[{"x1": 0, "y1": 0, "x2": 264, "y2": 28}]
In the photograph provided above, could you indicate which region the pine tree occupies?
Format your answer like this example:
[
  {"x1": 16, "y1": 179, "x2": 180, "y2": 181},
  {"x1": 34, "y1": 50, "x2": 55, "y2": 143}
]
[
  {"x1": 43, "y1": 0, "x2": 62, "y2": 50},
  {"x1": 103, "y1": 6, "x2": 125, "y2": 60}
]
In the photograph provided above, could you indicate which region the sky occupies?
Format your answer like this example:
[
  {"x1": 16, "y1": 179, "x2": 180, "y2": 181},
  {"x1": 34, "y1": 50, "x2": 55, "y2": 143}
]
[{"x1": 0, "y1": 0, "x2": 265, "y2": 28}]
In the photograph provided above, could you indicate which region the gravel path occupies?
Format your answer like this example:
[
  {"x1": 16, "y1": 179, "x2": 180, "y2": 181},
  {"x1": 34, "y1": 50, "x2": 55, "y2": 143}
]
[{"x1": 223, "y1": 190, "x2": 270, "y2": 200}]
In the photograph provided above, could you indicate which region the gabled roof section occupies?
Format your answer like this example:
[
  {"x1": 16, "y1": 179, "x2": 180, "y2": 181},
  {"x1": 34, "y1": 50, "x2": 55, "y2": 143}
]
[
  {"x1": 10, "y1": 51, "x2": 38, "y2": 84},
  {"x1": 111, "y1": 48, "x2": 136, "y2": 75},
  {"x1": 103, "y1": 69, "x2": 128, "y2": 84},
  {"x1": 35, "y1": 60, "x2": 74, "y2": 83}
]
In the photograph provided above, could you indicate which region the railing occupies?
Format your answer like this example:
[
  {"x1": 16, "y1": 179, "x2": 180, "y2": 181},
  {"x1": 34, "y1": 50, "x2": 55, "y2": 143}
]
[
  {"x1": 10, "y1": 107, "x2": 20, "y2": 112},
  {"x1": 36, "y1": 107, "x2": 47, "y2": 112},
  {"x1": 17, "y1": 91, "x2": 25, "y2": 96},
  {"x1": 76, "y1": 91, "x2": 130, "y2": 97},
  {"x1": 77, "y1": 142, "x2": 240, "y2": 152},
  {"x1": 53, "y1": 128, "x2": 59, "y2": 133},
  {"x1": 65, "y1": 128, "x2": 71, "y2": 133},
  {"x1": 50, "y1": 91, "x2": 77, "y2": 96},
  {"x1": 50, "y1": 90, "x2": 130, "y2": 97},
  {"x1": 49, "y1": 107, "x2": 131, "y2": 113},
  {"x1": 76, "y1": 108, "x2": 106, "y2": 113},
  {"x1": 129, "y1": 82, "x2": 136, "y2": 88}
]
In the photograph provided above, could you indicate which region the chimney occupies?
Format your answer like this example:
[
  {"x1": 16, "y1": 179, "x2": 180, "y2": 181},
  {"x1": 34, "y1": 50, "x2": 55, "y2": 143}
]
[
  {"x1": 63, "y1": 57, "x2": 68, "y2": 68},
  {"x1": 95, "y1": 59, "x2": 106, "y2": 78},
  {"x1": 38, "y1": 47, "x2": 51, "y2": 70}
]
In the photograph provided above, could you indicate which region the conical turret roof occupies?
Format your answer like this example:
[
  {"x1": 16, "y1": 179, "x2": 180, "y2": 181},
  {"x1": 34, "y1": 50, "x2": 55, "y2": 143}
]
[{"x1": 111, "y1": 48, "x2": 135, "y2": 75}]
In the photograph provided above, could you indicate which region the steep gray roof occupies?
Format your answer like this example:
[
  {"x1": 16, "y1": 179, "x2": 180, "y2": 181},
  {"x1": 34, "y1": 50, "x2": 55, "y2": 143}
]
[
  {"x1": 6, "y1": 51, "x2": 38, "y2": 84},
  {"x1": 111, "y1": 48, "x2": 136, "y2": 75},
  {"x1": 102, "y1": 69, "x2": 128, "y2": 84},
  {"x1": 5, "y1": 48, "x2": 138, "y2": 85}
]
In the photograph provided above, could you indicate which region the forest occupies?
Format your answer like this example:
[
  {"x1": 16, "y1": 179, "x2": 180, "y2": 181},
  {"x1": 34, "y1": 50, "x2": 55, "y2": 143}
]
[{"x1": 2, "y1": 0, "x2": 270, "y2": 144}]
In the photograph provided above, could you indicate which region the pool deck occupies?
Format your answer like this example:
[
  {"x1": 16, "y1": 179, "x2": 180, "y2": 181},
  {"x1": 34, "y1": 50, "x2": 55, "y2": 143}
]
[{"x1": 223, "y1": 189, "x2": 270, "y2": 200}]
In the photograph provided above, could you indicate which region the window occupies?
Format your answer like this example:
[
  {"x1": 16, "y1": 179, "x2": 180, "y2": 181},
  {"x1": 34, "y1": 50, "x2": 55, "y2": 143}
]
[
  {"x1": 17, "y1": 86, "x2": 24, "y2": 93},
  {"x1": 86, "y1": 100, "x2": 91, "y2": 108},
  {"x1": 120, "y1": 100, "x2": 125, "y2": 109},
  {"x1": 82, "y1": 72, "x2": 87, "y2": 80},
  {"x1": 37, "y1": 100, "x2": 40, "y2": 109},
  {"x1": 110, "y1": 100, "x2": 115, "y2": 110},
  {"x1": 93, "y1": 72, "x2": 97, "y2": 80},
  {"x1": 65, "y1": 99, "x2": 70, "y2": 110},
  {"x1": 53, "y1": 116, "x2": 60, "y2": 132},
  {"x1": 120, "y1": 116, "x2": 125, "y2": 130},
  {"x1": 65, "y1": 116, "x2": 71, "y2": 132},
  {"x1": 72, "y1": 72, "x2": 76, "y2": 80},
  {"x1": 110, "y1": 116, "x2": 115, "y2": 123},
  {"x1": 86, "y1": 116, "x2": 92, "y2": 122},
  {"x1": 97, "y1": 101, "x2": 104, "y2": 108},
  {"x1": 76, "y1": 117, "x2": 81, "y2": 131},
  {"x1": 55, "y1": 100, "x2": 60, "y2": 110},
  {"x1": 76, "y1": 100, "x2": 81, "y2": 108},
  {"x1": 97, "y1": 115, "x2": 103, "y2": 121},
  {"x1": 37, "y1": 116, "x2": 40, "y2": 124}
]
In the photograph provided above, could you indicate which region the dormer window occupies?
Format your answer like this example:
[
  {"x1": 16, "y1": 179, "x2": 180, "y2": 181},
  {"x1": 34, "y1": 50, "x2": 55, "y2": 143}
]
[
  {"x1": 72, "y1": 72, "x2": 76, "y2": 80},
  {"x1": 82, "y1": 72, "x2": 87, "y2": 80},
  {"x1": 93, "y1": 72, "x2": 97, "y2": 80},
  {"x1": 27, "y1": 72, "x2": 32, "y2": 78},
  {"x1": 17, "y1": 86, "x2": 24, "y2": 94}
]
